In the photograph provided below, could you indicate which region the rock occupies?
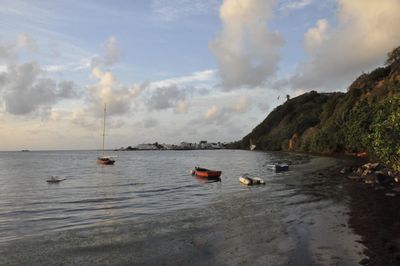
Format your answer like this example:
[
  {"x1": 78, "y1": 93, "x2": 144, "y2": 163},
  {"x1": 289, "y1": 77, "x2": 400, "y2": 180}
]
[
  {"x1": 385, "y1": 193, "x2": 397, "y2": 197},
  {"x1": 370, "y1": 162, "x2": 380, "y2": 170},
  {"x1": 348, "y1": 175, "x2": 362, "y2": 180},
  {"x1": 359, "y1": 258, "x2": 369, "y2": 265},
  {"x1": 362, "y1": 163, "x2": 372, "y2": 170},
  {"x1": 340, "y1": 167, "x2": 350, "y2": 174},
  {"x1": 362, "y1": 169, "x2": 372, "y2": 176},
  {"x1": 364, "y1": 173, "x2": 378, "y2": 184},
  {"x1": 356, "y1": 167, "x2": 364, "y2": 176},
  {"x1": 375, "y1": 171, "x2": 390, "y2": 184}
]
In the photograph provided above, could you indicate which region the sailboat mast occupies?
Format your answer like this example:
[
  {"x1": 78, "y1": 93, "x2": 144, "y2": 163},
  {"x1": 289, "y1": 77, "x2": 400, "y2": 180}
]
[{"x1": 102, "y1": 103, "x2": 106, "y2": 155}]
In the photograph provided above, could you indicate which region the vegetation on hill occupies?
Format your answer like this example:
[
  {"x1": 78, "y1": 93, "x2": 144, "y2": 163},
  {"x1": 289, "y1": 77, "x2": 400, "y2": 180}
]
[{"x1": 233, "y1": 46, "x2": 400, "y2": 171}]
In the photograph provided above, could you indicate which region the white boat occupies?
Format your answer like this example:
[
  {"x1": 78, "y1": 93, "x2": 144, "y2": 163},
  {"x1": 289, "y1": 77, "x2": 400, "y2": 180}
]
[
  {"x1": 249, "y1": 139, "x2": 256, "y2": 151},
  {"x1": 239, "y1": 174, "x2": 265, "y2": 185},
  {"x1": 46, "y1": 176, "x2": 66, "y2": 183},
  {"x1": 267, "y1": 163, "x2": 289, "y2": 172},
  {"x1": 97, "y1": 104, "x2": 115, "y2": 165}
]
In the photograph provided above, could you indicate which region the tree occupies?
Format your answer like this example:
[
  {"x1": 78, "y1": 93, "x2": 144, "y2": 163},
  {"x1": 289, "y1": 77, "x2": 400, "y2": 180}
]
[{"x1": 385, "y1": 46, "x2": 400, "y2": 66}]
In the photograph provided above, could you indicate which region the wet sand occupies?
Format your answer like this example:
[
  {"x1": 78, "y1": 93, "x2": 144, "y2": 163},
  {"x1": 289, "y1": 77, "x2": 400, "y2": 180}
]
[{"x1": 1, "y1": 155, "x2": 393, "y2": 265}]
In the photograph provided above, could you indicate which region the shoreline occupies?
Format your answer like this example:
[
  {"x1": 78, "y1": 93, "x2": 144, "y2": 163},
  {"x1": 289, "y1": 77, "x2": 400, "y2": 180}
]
[{"x1": 0, "y1": 152, "x2": 399, "y2": 265}]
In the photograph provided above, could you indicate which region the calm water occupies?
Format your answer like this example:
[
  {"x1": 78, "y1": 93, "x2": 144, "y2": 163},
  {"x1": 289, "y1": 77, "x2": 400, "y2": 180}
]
[
  {"x1": 0, "y1": 150, "x2": 298, "y2": 242},
  {"x1": 0, "y1": 150, "x2": 366, "y2": 265}
]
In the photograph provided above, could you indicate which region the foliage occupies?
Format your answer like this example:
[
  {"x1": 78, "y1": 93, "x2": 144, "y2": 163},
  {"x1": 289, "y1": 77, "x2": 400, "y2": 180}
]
[
  {"x1": 386, "y1": 46, "x2": 400, "y2": 66},
  {"x1": 368, "y1": 97, "x2": 400, "y2": 171},
  {"x1": 234, "y1": 45, "x2": 400, "y2": 170}
]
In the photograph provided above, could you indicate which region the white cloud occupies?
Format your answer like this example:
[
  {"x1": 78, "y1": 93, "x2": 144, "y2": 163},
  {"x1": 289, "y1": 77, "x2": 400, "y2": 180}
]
[
  {"x1": 0, "y1": 33, "x2": 38, "y2": 62},
  {"x1": 86, "y1": 67, "x2": 141, "y2": 116},
  {"x1": 204, "y1": 105, "x2": 220, "y2": 120},
  {"x1": 150, "y1": 69, "x2": 216, "y2": 88},
  {"x1": 91, "y1": 36, "x2": 121, "y2": 67},
  {"x1": 287, "y1": 0, "x2": 400, "y2": 91},
  {"x1": 279, "y1": 0, "x2": 313, "y2": 13},
  {"x1": 143, "y1": 117, "x2": 159, "y2": 128},
  {"x1": 0, "y1": 62, "x2": 78, "y2": 115},
  {"x1": 175, "y1": 100, "x2": 189, "y2": 114},
  {"x1": 231, "y1": 95, "x2": 250, "y2": 113},
  {"x1": 210, "y1": 0, "x2": 284, "y2": 89},
  {"x1": 151, "y1": 0, "x2": 219, "y2": 21},
  {"x1": 146, "y1": 84, "x2": 186, "y2": 110},
  {"x1": 304, "y1": 19, "x2": 329, "y2": 52}
]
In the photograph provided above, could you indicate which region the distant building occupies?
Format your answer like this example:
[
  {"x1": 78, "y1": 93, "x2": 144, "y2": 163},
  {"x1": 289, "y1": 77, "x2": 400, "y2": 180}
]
[{"x1": 134, "y1": 144, "x2": 159, "y2": 150}]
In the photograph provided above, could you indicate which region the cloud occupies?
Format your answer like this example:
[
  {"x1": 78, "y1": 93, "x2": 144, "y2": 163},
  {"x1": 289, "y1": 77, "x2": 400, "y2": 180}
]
[
  {"x1": 204, "y1": 105, "x2": 220, "y2": 120},
  {"x1": 279, "y1": 0, "x2": 313, "y2": 13},
  {"x1": 0, "y1": 62, "x2": 78, "y2": 115},
  {"x1": 210, "y1": 0, "x2": 284, "y2": 89},
  {"x1": 150, "y1": 69, "x2": 216, "y2": 88},
  {"x1": 175, "y1": 100, "x2": 189, "y2": 113},
  {"x1": 143, "y1": 117, "x2": 159, "y2": 128},
  {"x1": 0, "y1": 33, "x2": 38, "y2": 62},
  {"x1": 231, "y1": 95, "x2": 250, "y2": 113},
  {"x1": 86, "y1": 67, "x2": 141, "y2": 116},
  {"x1": 151, "y1": 0, "x2": 219, "y2": 21},
  {"x1": 91, "y1": 36, "x2": 121, "y2": 67},
  {"x1": 146, "y1": 84, "x2": 186, "y2": 110},
  {"x1": 287, "y1": 0, "x2": 400, "y2": 91}
]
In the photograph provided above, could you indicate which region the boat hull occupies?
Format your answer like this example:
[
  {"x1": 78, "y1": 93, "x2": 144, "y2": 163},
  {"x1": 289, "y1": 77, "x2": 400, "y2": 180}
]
[
  {"x1": 193, "y1": 167, "x2": 221, "y2": 179},
  {"x1": 97, "y1": 158, "x2": 115, "y2": 165}
]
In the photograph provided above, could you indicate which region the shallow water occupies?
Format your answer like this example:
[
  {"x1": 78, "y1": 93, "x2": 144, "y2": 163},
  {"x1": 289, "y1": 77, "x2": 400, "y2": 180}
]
[{"x1": 0, "y1": 150, "x2": 366, "y2": 265}]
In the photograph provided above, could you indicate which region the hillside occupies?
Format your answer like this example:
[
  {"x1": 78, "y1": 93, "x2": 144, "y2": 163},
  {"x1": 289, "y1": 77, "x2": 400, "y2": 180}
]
[{"x1": 233, "y1": 46, "x2": 400, "y2": 171}]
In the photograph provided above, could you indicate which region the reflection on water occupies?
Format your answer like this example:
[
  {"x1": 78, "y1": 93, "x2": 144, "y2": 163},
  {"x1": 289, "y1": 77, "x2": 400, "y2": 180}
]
[
  {"x1": 0, "y1": 150, "x2": 296, "y2": 241},
  {"x1": 0, "y1": 150, "x2": 367, "y2": 265}
]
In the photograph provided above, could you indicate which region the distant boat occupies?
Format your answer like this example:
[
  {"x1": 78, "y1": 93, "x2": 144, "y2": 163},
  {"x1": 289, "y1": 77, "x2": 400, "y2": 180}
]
[
  {"x1": 239, "y1": 174, "x2": 265, "y2": 185},
  {"x1": 97, "y1": 104, "x2": 115, "y2": 165},
  {"x1": 249, "y1": 139, "x2": 256, "y2": 151},
  {"x1": 46, "y1": 176, "x2": 66, "y2": 183},
  {"x1": 267, "y1": 163, "x2": 289, "y2": 172},
  {"x1": 21, "y1": 150, "x2": 30, "y2": 152},
  {"x1": 191, "y1": 167, "x2": 222, "y2": 180}
]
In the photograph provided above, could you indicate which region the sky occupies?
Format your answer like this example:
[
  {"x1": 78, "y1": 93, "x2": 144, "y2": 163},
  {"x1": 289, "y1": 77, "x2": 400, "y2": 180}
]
[{"x1": 0, "y1": 0, "x2": 399, "y2": 151}]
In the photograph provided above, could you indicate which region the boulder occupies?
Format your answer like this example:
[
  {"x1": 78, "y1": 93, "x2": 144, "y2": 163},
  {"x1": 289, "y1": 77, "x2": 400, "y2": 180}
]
[
  {"x1": 370, "y1": 162, "x2": 380, "y2": 170},
  {"x1": 340, "y1": 167, "x2": 351, "y2": 174},
  {"x1": 362, "y1": 169, "x2": 372, "y2": 176},
  {"x1": 362, "y1": 162, "x2": 380, "y2": 170},
  {"x1": 375, "y1": 171, "x2": 390, "y2": 184},
  {"x1": 364, "y1": 173, "x2": 378, "y2": 184},
  {"x1": 348, "y1": 175, "x2": 362, "y2": 180},
  {"x1": 356, "y1": 167, "x2": 364, "y2": 176}
]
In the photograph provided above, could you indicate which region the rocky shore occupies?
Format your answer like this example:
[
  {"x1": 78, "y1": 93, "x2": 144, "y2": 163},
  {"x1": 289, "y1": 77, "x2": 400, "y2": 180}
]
[{"x1": 340, "y1": 160, "x2": 400, "y2": 265}]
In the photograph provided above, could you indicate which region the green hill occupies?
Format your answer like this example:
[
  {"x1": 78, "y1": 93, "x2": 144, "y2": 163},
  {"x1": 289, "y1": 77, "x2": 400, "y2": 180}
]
[{"x1": 233, "y1": 46, "x2": 400, "y2": 171}]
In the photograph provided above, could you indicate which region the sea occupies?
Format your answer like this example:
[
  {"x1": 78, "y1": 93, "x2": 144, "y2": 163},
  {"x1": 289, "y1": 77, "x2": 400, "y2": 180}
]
[{"x1": 0, "y1": 150, "x2": 367, "y2": 265}]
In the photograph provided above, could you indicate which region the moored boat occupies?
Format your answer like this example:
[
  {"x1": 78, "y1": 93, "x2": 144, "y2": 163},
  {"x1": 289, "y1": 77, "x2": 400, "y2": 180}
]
[
  {"x1": 239, "y1": 174, "x2": 265, "y2": 185},
  {"x1": 46, "y1": 176, "x2": 66, "y2": 183},
  {"x1": 192, "y1": 167, "x2": 222, "y2": 179},
  {"x1": 97, "y1": 103, "x2": 116, "y2": 165},
  {"x1": 97, "y1": 156, "x2": 115, "y2": 165},
  {"x1": 267, "y1": 163, "x2": 289, "y2": 172}
]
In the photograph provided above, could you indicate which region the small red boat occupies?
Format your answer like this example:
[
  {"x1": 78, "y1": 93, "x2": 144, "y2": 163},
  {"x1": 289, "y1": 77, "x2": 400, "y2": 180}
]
[
  {"x1": 97, "y1": 156, "x2": 115, "y2": 165},
  {"x1": 192, "y1": 167, "x2": 222, "y2": 179}
]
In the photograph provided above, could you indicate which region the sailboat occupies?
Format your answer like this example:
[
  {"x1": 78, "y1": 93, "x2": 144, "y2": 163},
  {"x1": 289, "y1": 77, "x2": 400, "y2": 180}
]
[
  {"x1": 97, "y1": 104, "x2": 115, "y2": 165},
  {"x1": 249, "y1": 139, "x2": 256, "y2": 151}
]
